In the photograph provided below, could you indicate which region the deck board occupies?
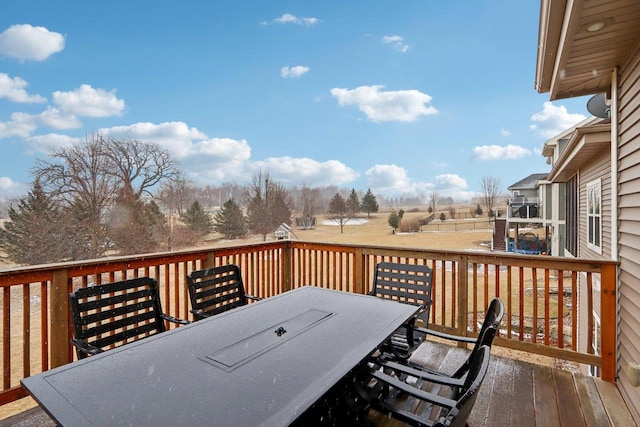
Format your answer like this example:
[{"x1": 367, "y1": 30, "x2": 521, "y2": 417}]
[
  {"x1": 533, "y1": 363, "x2": 561, "y2": 427},
  {"x1": 510, "y1": 360, "x2": 536, "y2": 426},
  {"x1": 554, "y1": 368, "x2": 587, "y2": 426},
  {"x1": 575, "y1": 375, "x2": 612, "y2": 427},
  {"x1": 595, "y1": 379, "x2": 637, "y2": 427}
]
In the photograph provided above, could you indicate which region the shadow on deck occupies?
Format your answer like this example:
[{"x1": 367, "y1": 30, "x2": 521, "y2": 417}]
[{"x1": 2, "y1": 341, "x2": 637, "y2": 427}]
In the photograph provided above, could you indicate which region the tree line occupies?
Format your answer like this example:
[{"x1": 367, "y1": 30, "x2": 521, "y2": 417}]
[{"x1": 0, "y1": 134, "x2": 380, "y2": 265}]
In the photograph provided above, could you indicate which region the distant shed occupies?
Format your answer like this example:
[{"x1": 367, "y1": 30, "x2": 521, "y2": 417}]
[{"x1": 274, "y1": 223, "x2": 292, "y2": 240}]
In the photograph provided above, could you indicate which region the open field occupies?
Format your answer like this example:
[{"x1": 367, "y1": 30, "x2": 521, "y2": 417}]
[{"x1": 204, "y1": 210, "x2": 495, "y2": 252}]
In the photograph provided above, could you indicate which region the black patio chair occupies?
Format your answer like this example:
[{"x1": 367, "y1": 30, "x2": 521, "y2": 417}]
[
  {"x1": 187, "y1": 264, "x2": 260, "y2": 321},
  {"x1": 69, "y1": 277, "x2": 188, "y2": 359},
  {"x1": 370, "y1": 261, "x2": 433, "y2": 359},
  {"x1": 362, "y1": 345, "x2": 492, "y2": 427},
  {"x1": 375, "y1": 297, "x2": 504, "y2": 387}
]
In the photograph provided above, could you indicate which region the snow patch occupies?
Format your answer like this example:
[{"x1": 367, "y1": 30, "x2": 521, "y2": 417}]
[{"x1": 322, "y1": 218, "x2": 369, "y2": 226}]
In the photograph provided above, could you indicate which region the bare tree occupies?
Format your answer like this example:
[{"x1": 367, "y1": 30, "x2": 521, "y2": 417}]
[
  {"x1": 479, "y1": 175, "x2": 502, "y2": 217},
  {"x1": 428, "y1": 190, "x2": 439, "y2": 213},
  {"x1": 34, "y1": 134, "x2": 117, "y2": 258},
  {"x1": 245, "y1": 171, "x2": 292, "y2": 241},
  {"x1": 33, "y1": 133, "x2": 179, "y2": 259},
  {"x1": 101, "y1": 136, "x2": 180, "y2": 197},
  {"x1": 328, "y1": 192, "x2": 350, "y2": 234}
]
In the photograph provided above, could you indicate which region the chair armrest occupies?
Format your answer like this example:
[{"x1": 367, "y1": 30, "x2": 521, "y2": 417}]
[
  {"x1": 161, "y1": 313, "x2": 190, "y2": 325},
  {"x1": 246, "y1": 294, "x2": 262, "y2": 301},
  {"x1": 415, "y1": 326, "x2": 476, "y2": 344},
  {"x1": 377, "y1": 359, "x2": 465, "y2": 388},
  {"x1": 190, "y1": 309, "x2": 212, "y2": 318},
  {"x1": 71, "y1": 339, "x2": 103, "y2": 357},
  {"x1": 368, "y1": 368, "x2": 457, "y2": 409}
]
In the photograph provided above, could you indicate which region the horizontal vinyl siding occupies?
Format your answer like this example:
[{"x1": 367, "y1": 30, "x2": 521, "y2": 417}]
[
  {"x1": 578, "y1": 152, "x2": 612, "y2": 260},
  {"x1": 617, "y1": 38, "x2": 640, "y2": 421}
]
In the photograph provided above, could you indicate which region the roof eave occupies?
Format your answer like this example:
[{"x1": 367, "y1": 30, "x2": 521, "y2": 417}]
[{"x1": 535, "y1": 0, "x2": 567, "y2": 95}]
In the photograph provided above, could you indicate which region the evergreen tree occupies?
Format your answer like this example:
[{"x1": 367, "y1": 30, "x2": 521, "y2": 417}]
[
  {"x1": 328, "y1": 193, "x2": 349, "y2": 234},
  {"x1": 360, "y1": 188, "x2": 379, "y2": 218},
  {"x1": 107, "y1": 187, "x2": 168, "y2": 255},
  {"x1": 181, "y1": 200, "x2": 213, "y2": 237},
  {"x1": 213, "y1": 199, "x2": 247, "y2": 239},
  {"x1": 0, "y1": 181, "x2": 67, "y2": 265},
  {"x1": 388, "y1": 209, "x2": 400, "y2": 231},
  {"x1": 347, "y1": 188, "x2": 361, "y2": 217}
]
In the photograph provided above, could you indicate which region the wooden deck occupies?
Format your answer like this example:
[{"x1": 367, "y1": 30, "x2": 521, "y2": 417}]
[
  {"x1": 1, "y1": 341, "x2": 637, "y2": 427},
  {"x1": 368, "y1": 341, "x2": 637, "y2": 426}
]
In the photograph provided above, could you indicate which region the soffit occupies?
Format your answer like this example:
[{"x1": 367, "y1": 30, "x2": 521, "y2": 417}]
[
  {"x1": 547, "y1": 123, "x2": 611, "y2": 181},
  {"x1": 536, "y1": 0, "x2": 640, "y2": 100}
]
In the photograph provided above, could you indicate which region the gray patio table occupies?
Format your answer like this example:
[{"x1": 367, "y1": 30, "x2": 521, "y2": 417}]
[{"x1": 21, "y1": 286, "x2": 419, "y2": 426}]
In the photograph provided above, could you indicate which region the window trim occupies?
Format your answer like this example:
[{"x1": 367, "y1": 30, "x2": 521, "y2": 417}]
[{"x1": 586, "y1": 178, "x2": 602, "y2": 254}]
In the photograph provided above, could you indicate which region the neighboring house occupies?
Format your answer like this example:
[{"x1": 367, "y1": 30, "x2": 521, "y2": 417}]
[
  {"x1": 492, "y1": 173, "x2": 550, "y2": 254},
  {"x1": 536, "y1": 0, "x2": 640, "y2": 420},
  {"x1": 507, "y1": 172, "x2": 549, "y2": 217},
  {"x1": 542, "y1": 116, "x2": 612, "y2": 375}
]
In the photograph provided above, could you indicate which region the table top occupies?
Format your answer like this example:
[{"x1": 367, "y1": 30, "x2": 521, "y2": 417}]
[{"x1": 22, "y1": 286, "x2": 418, "y2": 427}]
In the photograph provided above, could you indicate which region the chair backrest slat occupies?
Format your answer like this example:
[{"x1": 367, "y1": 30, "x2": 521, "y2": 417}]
[
  {"x1": 69, "y1": 277, "x2": 167, "y2": 359},
  {"x1": 187, "y1": 264, "x2": 248, "y2": 320},
  {"x1": 371, "y1": 261, "x2": 433, "y2": 323}
]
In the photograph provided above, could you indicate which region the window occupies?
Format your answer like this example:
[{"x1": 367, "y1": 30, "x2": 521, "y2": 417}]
[{"x1": 587, "y1": 179, "x2": 602, "y2": 253}]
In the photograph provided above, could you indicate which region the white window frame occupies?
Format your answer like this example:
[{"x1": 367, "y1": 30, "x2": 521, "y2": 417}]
[{"x1": 586, "y1": 178, "x2": 602, "y2": 254}]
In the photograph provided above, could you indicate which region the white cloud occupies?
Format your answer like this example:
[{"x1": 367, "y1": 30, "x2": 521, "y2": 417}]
[
  {"x1": 99, "y1": 121, "x2": 207, "y2": 157},
  {"x1": 0, "y1": 24, "x2": 64, "y2": 61},
  {"x1": 330, "y1": 85, "x2": 437, "y2": 122},
  {"x1": 0, "y1": 73, "x2": 46, "y2": 103},
  {"x1": 24, "y1": 133, "x2": 77, "y2": 153},
  {"x1": 0, "y1": 112, "x2": 38, "y2": 139},
  {"x1": 281, "y1": 66, "x2": 310, "y2": 78},
  {"x1": 500, "y1": 128, "x2": 511, "y2": 137},
  {"x1": 265, "y1": 14, "x2": 320, "y2": 26},
  {"x1": 473, "y1": 144, "x2": 531, "y2": 161},
  {"x1": 365, "y1": 164, "x2": 432, "y2": 197},
  {"x1": 36, "y1": 107, "x2": 82, "y2": 130},
  {"x1": 382, "y1": 35, "x2": 409, "y2": 53},
  {"x1": 435, "y1": 173, "x2": 468, "y2": 191},
  {"x1": 0, "y1": 108, "x2": 81, "y2": 139},
  {"x1": 53, "y1": 84, "x2": 125, "y2": 117},
  {"x1": 530, "y1": 102, "x2": 587, "y2": 138},
  {"x1": 0, "y1": 176, "x2": 27, "y2": 199},
  {"x1": 252, "y1": 157, "x2": 358, "y2": 186},
  {"x1": 100, "y1": 121, "x2": 253, "y2": 182},
  {"x1": 433, "y1": 173, "x2": 476, "y2": 201}
]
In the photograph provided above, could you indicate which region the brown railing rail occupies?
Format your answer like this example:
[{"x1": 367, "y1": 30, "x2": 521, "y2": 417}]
[{"x1": 0, "y1": 241, "x2": 618, "y2": 406}]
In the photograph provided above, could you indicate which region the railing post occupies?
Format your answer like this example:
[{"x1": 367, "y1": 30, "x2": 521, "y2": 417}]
[
  {"x1": 205, "y1": 252, "x2": 216, "y2": 268},
  {"x1": 457, "y1": 255, "x2": 469, "y2": 347},
  {"x1": 600, "y1": 263, "x2": 617, "y2": 382},
  {"x1": 354, "y1": 248, "x2": 365, "y2": 295},
  {"x1": 51, "y1": 268, "x2": 71, "y2": 367},
  {"x1": 282, "y1": 241, "x2": 292, "y2": 292}
]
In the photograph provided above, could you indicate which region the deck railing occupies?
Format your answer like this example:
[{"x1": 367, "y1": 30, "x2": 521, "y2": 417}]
[{"x1": 0, "y1": 241, "x2": 618, "y2": 406}]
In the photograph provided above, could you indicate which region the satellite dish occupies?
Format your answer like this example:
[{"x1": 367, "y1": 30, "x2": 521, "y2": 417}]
[{"x1": 587, "y1": 93, "x2": 611, "y2": 118}]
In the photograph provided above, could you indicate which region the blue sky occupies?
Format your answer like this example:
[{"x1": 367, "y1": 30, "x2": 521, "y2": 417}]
[{"x1": 0, "y1": 1, "x2": 591, "y2": 202}]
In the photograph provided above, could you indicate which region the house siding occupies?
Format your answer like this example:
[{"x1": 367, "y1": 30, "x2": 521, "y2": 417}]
[
  {"x1": 617, "y1": 38, "x2": 640, "y2": 420},
  {"x1": 578, "y1": 152, "x2": 612, "y2": 260}
]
